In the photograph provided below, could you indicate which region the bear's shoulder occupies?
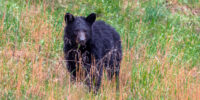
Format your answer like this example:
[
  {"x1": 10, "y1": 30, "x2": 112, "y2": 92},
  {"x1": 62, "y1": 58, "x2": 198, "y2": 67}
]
[
  {"x1": 91, "y1": 20, "x2": 119, "y2": 39},
  {"x1": 92, "y1": 20, "x2": 109, "y2": 28}
]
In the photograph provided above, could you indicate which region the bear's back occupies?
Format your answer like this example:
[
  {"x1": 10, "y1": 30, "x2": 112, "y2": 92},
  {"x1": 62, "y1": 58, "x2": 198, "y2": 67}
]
[
  {"x1": 92, "y1": 20, "x2": 120, "y2": 43},
  {"x1": 91, "y1": 20, "x2": 121, "y2": 56}
]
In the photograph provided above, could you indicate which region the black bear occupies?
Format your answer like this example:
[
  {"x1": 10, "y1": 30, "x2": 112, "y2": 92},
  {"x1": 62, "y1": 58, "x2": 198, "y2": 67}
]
[{"x1": 63, "y1": 13, "x2": 122, "y2": 93}]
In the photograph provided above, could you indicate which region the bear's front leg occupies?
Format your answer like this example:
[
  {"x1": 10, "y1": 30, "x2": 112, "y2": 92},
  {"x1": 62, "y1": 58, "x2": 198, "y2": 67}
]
[
  {"x1": 84, "y1": 45, "x2": 104, "y2": 93},
  {"x1": 64, "y1": 49, "x2": 79, "y2": 82},
  {"x1": 66, "y1": 61, "x2": 77, "y2": 82},
  {"x1": 85, "y1": 63, "x2": 103, "y2": 94},
  {"x1": 92, "y1": 63, "x2": 103, "y2": 93}
]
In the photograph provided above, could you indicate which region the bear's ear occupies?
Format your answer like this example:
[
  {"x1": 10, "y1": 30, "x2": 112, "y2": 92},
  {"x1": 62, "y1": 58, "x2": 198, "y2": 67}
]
[
  {"x1": 86, "y1": 13, "x2": 96, "y2": 24},
  {"x1": 64, "y1": 13, "x2": 74, "y2": 24}
]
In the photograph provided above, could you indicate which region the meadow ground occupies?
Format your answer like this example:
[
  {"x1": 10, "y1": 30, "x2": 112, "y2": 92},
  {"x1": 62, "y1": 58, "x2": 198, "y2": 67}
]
[{"x1": 0, "y1": 0, "x2": 200, "y2": 99}]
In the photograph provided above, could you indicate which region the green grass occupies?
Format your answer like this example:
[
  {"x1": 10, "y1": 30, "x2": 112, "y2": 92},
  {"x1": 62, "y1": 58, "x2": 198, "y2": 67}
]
[{"x1": 0, "y1": 0, "x2": 200, "y2": 99}]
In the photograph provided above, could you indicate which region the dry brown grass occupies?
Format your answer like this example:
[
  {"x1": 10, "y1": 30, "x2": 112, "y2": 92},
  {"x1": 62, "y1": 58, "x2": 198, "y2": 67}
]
[{"x1": 0, "y1": 0, "x2": 200, "y2": 99}]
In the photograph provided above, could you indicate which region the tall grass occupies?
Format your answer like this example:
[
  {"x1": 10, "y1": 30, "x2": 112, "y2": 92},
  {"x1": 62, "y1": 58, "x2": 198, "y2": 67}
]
[{"x1": 0, "y1": 0, "x2": 199, "y2": 99}]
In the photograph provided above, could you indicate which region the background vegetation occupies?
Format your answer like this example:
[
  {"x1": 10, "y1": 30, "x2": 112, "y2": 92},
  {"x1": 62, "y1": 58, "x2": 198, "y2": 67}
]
[{"x1": 0, "y1": 0, "x2": 199, "y2": 99}]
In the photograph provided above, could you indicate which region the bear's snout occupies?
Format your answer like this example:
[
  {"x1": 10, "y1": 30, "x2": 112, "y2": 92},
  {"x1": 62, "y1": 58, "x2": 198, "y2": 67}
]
[{"x1": 76, "y1": 31, "x2": 86, "y2": 45}]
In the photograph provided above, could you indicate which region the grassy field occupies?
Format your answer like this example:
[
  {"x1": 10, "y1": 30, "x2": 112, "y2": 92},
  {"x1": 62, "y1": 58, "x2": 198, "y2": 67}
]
[{"x1": 0, "y1": 0, "x2": 200, "y2": 99}]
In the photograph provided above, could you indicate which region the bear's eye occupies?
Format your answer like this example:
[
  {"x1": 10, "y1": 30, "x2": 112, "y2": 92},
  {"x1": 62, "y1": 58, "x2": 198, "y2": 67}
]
[{"x1": 73, "y1": 30, "x2": 79, "y2": 34}]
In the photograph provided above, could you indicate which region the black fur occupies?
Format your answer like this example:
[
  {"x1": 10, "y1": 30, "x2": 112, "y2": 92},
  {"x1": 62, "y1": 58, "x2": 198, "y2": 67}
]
[{"x1": 63, "y1": 13, "x2": 122, "y2": 93}]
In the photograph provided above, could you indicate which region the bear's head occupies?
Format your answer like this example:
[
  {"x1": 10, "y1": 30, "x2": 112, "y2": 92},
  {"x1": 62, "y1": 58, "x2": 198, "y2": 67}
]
[{"x1": 64, "y1": 13, "x2": 96, "y2": 46}]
